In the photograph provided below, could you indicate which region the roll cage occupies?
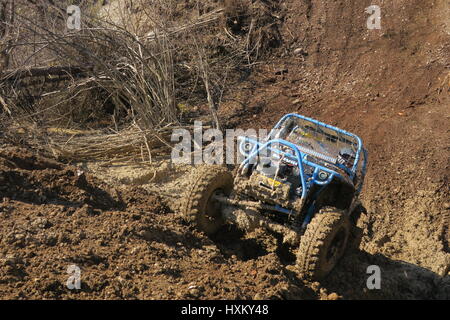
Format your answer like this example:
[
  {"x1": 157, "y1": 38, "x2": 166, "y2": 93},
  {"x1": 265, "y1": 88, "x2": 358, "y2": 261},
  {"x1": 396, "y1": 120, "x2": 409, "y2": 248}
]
[{"x1": 238, "y1": 113, "x2": 368, "y2": 201}]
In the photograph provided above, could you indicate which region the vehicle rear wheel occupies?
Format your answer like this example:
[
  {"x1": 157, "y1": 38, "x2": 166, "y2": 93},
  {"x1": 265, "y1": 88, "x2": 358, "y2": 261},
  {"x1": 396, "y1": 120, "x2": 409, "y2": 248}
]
[
  {"x1": 180, "y1": 166, "x2": 233, "y2": 235},
  {"x1": 296, "y1": 207, "x2": 350, "y2": 280}
]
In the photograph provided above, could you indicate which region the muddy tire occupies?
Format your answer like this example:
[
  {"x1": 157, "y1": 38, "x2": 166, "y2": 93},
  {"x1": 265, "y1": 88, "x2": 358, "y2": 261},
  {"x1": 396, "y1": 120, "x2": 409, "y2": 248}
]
[
  {"x1": 297, "y1": 207, "x2": 351, "y2": 281},
  {"x1": 180, "y1": 166, "x2": 233, "y2": 235}
]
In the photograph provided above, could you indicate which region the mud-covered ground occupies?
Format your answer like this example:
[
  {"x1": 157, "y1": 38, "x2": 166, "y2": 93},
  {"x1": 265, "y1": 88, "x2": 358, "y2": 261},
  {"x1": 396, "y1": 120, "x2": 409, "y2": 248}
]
[
  {"x1": 0, "y1": 146, "x2": 304, "y2": 300},
  {"x1": 1, "y1": 0, "x2": 449, "y2": 299},
  {"x1": 0, "y1": 144, "x2": 448, "y2": 300}
]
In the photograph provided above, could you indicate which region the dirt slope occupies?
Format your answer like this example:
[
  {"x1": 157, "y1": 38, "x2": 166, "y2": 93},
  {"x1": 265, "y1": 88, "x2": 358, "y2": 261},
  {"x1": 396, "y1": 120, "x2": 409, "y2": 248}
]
[
  {"x1": 1, "y1": 144, "x2": 447, "y2": 300},
  {"x1": 0, "y1": 146, "x2": 317, "y2": 300},
  {"x1": 222, "y1": 0, "x2": 450, "y2": 273},
  {"x1": 1, "y1": 0, "x2": 449, "y2": 299}
]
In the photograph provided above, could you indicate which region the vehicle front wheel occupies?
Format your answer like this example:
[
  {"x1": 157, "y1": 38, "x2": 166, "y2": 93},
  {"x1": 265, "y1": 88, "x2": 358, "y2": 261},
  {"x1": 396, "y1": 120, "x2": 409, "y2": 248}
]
[
  {"x1": 180, "y1": 166, "x2": 233, "y2": 236},
  {"x1": 296, "y1": 207, "x2": 351, "y2": 280}
]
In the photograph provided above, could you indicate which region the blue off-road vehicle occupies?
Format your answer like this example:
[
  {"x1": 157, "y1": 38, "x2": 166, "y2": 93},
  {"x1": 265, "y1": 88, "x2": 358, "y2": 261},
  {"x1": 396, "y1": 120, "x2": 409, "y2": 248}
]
[{"x1": 181, "y1": 113, "x2": 368, "y2": 280}]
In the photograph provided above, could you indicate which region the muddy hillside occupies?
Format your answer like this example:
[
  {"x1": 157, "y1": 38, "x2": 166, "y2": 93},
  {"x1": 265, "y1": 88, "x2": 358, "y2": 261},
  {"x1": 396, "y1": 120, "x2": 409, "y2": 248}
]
[{"x1": 0, "y1": 0, "x2": 449, "y2": 299}]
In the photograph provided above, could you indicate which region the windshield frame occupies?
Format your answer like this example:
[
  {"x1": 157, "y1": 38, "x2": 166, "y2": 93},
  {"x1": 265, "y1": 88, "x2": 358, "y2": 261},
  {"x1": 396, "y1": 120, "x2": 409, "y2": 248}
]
[{"x1": 267, "y1": 113, "x2": 364, "y2": 178}]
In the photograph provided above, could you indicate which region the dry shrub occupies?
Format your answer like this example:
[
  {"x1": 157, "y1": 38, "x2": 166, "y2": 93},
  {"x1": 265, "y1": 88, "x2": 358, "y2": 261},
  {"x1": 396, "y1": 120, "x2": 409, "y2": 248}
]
[{"x1": 0, "y1": 0, "x2": 285, "y2": 162}]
